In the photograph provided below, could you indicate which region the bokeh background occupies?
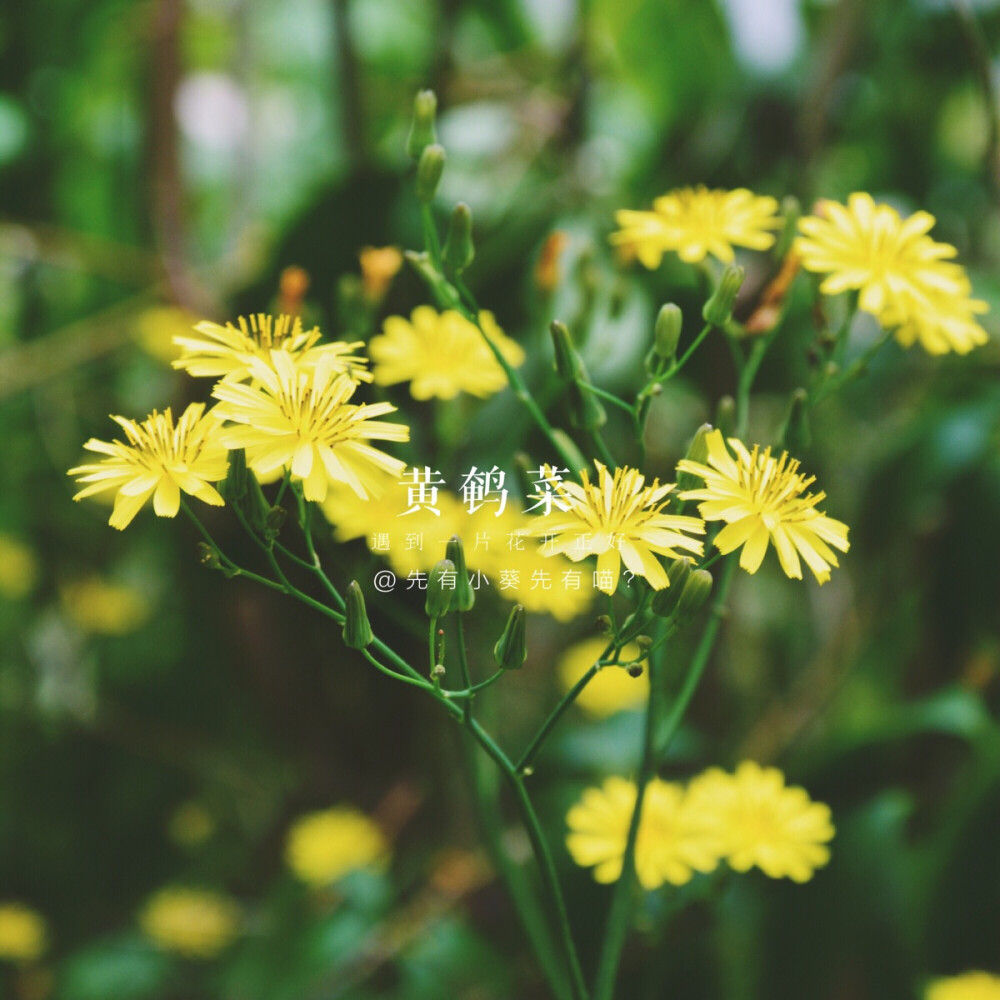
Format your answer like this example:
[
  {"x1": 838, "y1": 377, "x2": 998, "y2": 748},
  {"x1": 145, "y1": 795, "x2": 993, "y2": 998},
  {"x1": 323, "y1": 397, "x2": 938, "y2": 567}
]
[{"x1": 3, "y1": 0, "x2": 1000, "y2": 997}]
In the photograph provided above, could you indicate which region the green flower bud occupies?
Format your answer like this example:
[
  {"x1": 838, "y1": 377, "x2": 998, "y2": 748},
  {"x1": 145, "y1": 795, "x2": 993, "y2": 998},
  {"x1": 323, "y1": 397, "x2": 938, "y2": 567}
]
[
  {"x1": 635, "y1": 634, "x2": 653, "y2": 651},
  {"x1": 416, "y1": 144, "x2": 446, "y2": 203},
  {"x1": 626, "y1": 662, "x2": 645, "y2": 678},
  {"x1": 567, "y1": 382, "x2": 607, "y2": 431},
  {"x1": 446, "y1": 536, "x2": 475, "y2": 612},
  {"x1": 715, "y1": 395, "x2": 736, "y2": 438},
  {"x1": 550, "y1": 320, "x2": 583, "y2": 381},
  {"x1": 676, "y1": 423, "x2": 713, "y2": 492},
  {"x1": 221, "y1": 448, "x2": 248, "y2": 503},
  {"x1": 343, "y1": 581, "x2": 374, "y2": 649},
  {"x1": 651, "y1": 558, "x2": 692, "y2": 617},
  {"x1": 780, "y1": 388, "x2": 812, "y2": 452},
  {"x1": 494, "y1": 604, "x2": 527, "y2": 670},
  {"x1": 676, "y1": 569, "x2": 713, "y2": 620},
  {"x1": 443, "y1": 203, "x2": 475, "y2": 274},
  {"x1": 702, "y1": 265, "x2": 745, "y2": 327},
  {"x1": 425, "y1": 559, "x2": 456, "y2": 618},
  {"x1": 406, "y1": 89, "x2": 438, "y2": 160},
  {"x1": 264, "y1": 504, "x2": 286, "y2": 541},
  {"x1": 654, "y1": 303, "x2": 683, "y2": 359},
  {"x1": 594, "y1": 614, "x2": 613, "y2": 635},
  {"x1": 197, "y1": 542, "x2": 223, "y2": 571}
]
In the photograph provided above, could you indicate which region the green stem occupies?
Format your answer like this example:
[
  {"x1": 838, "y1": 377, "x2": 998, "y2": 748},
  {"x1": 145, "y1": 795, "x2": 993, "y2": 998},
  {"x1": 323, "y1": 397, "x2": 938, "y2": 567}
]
[
  {"x1": 428, "y1": 616, "x2": 439, "y2": 677},
  {"x1": 580, "y1": 383, "x2": 634, "y2": 415},
  {"x1": 811, "y1": 326, "x2": 893, "y2": 407},
  {"x1": 292, "y1": 484, "x2": 346, "y2": 611},
  {"x1": 456, "y1": 613, "x2": 474, "y2": 723},
  {"x1": 361, "y1": 648, "x2": 435, "y2": 691},
  {"x1": 590, "y1": 429, "x2": 618, "y2": 470},
  {"x1": 443, "y1": 668, "x2": 505, "y2": 698}
]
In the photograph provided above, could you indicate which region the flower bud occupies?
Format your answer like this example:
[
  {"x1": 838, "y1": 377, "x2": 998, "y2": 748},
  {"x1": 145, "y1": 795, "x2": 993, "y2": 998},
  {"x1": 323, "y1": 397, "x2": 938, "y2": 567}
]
[
  {"x1": 443, "y1": 203, "x2": 475, "y2": 274},
  {"x1": 221, "y1": 448, "x2": 248, "y2": 503},
  {"x1": 594, "y1": 614, "x2": 613, "y2": 634},
  {"x1": 431, "y1": 663, "x2": 446, "y2": 681},
  {"x1": 446, "y1": 536, "x2": 475, "y2": 612},
  {"x1": 493, "y1": 604, "x2": 527, "y2": 670},
  {"x1": 635, "y1": 634, "x2": 653, "y2": 651},
  {"x1": 265, "y1": 505, "x2": 286, "y2": 538},
  {"x1": 197, "y1": 542, "x2": 223, "y2": 571},
  {"x1": 676, "y1": 423, "x2": 713, "y2": 492},
  {"x1": 676, "y1": 569, "x2": 713, "y2": 620},
  {"x1": 425, "y1": 559, "x2": 456, "y2": 618},
  {"x1": 780, "y1": 388, "x2": 812, "y2": 452},
  {"x1": 702, "y1": 265, "x2": 745, "y2": 327},
  {"x1": 567, "y1": 382, "x2": 607, "y2": 431},
  {"x1": 626, "y1": 662, "x2": 645, "y2": 678},
  {"x1": 651, "y1": 557, "x2": 692, "y2": 617},
  {"x1": 343, "y1": 581, "x2": 374, "y2": 649},
  {"x1": 406, "y1": 90, "x2": 437, "y2": 160},
  {"x1": 654, "y1": 303, "x2": 683, "y2": 359},
  {"x1": 550, "y1": 320, "x2": 583, "y2": 380},
  {"x1": 416, "y1": 144, "x2": 446, "y2": 203}
]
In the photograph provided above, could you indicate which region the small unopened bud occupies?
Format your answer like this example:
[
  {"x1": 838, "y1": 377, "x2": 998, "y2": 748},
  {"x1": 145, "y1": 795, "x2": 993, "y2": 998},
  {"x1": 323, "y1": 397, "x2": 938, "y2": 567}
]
[
  {"x1": 780, "y1": 388, "x2": 812, "y2": 452},
  {"x1": 265, "y1": 505, "x2": 286, "y2": 537},
  {"x1": 425, "y1": 559, "x2": 456, "y2": 618},
  {"x1": 703, "y1": 265, "x2": 745, "y2": 327},
  {"x1": 343, "y1": 581, "x2": 374, "y2": 649},
  {"x1": 676, "y1": 423, "x2": 713, "y2": 492},
  {"x1": 431, "y1": 663, "x2": 446, "y2": 681},
  {"x1": 416, "y1": 144, "x2": 446, "y2": 203},
  {"x1": 550, "y1": 320, "x2": 583, "y2": 381},
  {"x1": 494, "y1": 604, "x2": 527, "y2": 670},
  {"x1": 594, "y1": 614, "x2": 613, "y2": 635},
  {"x1": 406, "y1": 90, "x2": 437, "y2": 160},
  {"x1": 222, "y1": 448, "x2": 249, "y2": 504},
  {"x1": 676, "y1": 569, "x2": 713, "y2": 620},
  {"x1": 715, "y1": 396, "x2": 736, "y2": 438},
  {"x1": 197, "y1": 543, "x2": 222, "y2": 571},
  {"x1": 443, "y1": 203, "x2": 475, "y2": 274},
  {"x1": 651, "y1": 558, "x2": 692, "y2": 617},
  {"x1": 446, "y1": 537, "x2": 475, "y2": 612},
  {"x1": 654, "y1": 303, "x2": 683, "y2": 359},
  {"x1": 626, "y1": 662, "x2": 645, "y2": 678},
  {"x1": 635, "y1": 635, "x2": 653, "y2": 651}
]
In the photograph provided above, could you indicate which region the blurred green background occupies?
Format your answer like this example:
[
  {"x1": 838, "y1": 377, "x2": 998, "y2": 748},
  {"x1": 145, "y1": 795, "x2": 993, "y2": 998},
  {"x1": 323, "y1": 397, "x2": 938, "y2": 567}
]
[{"x1": 3, "y1": 0, "x2": 1000, "y2": 997}]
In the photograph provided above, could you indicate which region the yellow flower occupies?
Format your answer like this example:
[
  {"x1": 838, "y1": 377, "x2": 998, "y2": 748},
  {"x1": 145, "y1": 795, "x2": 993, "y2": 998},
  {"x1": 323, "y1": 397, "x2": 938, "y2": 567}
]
[
  {"x1": 795, "y1": 193, "x2": 967, "y2": 318},
  {"x1": 212, "y1": 351, "x2": 409, "y2": 503},
  {"x1": 891, "y1": 284, "x2": 990, "y2": 356},
  {"x1": 139, "y1": 887, "x2": 239, "y2": 959},
  {"x1": 0, "y1": 534, "x2": 39, "y2": 600},
  {"x1": 557, "y1": 638, "x2": 648, "y2": 717},
  {"x1": 611, "y1": 186, "x2": 782, "y2": 267},
  {"x1": 359, "y1": 246, "x2": 403, "y2": 301},
  {"x1": 927, "y1": 972, "x2": 1000, "y2": 1000},
  {"x1": 60, "y1": 577, "x2": 150, "y2": 635},
  {"x1": 0, "y1": 904, "x2": 46, "y2": 963},
  {"x1": 173, "y1": 313, "x2": 371, "y2": 384},
  {"x1": 566, "y1": 777, "x2": 723, "y2": 889},
  {"x1": 678, "y1": 430, "x2": 849, "y2": 584},
  {"x1": 68, "y1": 403, "x2": 228, "y2": 530},
  {"x1": 529, "y1": 463, "x2": 704, "y2": 594},
  {"x1": 369, "y1": 307, "x2": 525, "y2": 400},
  {"x1": 132, "y1": 306, "x2": 199, "y2": 364},
  {"x1": 285, "y1": 808, "x2": 388, "y2": 887},
  {"x1": 686, "y1": 761, "x2": 834, "y2": 882}
]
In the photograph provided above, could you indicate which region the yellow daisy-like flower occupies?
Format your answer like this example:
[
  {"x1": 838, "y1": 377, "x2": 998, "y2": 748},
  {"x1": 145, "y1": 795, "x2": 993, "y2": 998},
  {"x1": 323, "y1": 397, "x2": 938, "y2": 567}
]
[
  {"x1": 368, "y1": 307, "x2": 526, "y2": 400},
  {"x1": 139, "y1": 887, "x2": 239, "y2": 959},
  {"x1": 677, "y1": 430, "x2": 849, "y2": 584},
  {"x1": 68, "y1": 403, "x2": 229, "y2": 530},
  {"x1": 566, "y1": 777, "x2": 723, "y2": 889},
  {"x1": 557, "y1": 638, "x2": 648, "y2": 718},
  {"x1": 890, "y1": 284, "x2": 990, "y2": 356},
  {"x1": 611, "y1": 186, "x2": 782, "y2": 267},
  {"x1": 686, "y1": 761, "x2": 834, "y2": 882},
  {"x1": 173, "y1": 313, "x2": 371, "y2": 384},
  {"x1": 795, "y1": 193, "x2": 967, "y2": 318},
  {"x1": 529, "y1": 462, "x2": 704, "y2": 594},
  {"x1": 285, "y1": 808, "x2": 388, "y2": 888},
  {"x1": 212, "y1": 351, "x2": 409, "y2": 503},
  {"x1": 926, "y1": 972, "x2": 1000, "y2": 1000},
  {"x1": 60, "y1": 577, "x2": 150, "y2": 635},
  {"x1": 0, "y1": 904, "x2": 46, "y2": 963}
]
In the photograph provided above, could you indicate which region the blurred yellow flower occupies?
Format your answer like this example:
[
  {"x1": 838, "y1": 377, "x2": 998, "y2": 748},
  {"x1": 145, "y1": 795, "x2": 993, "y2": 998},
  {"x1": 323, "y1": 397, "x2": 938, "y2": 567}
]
[
  {"x1": 926, "y1": 972, "x2": 1000, "y2": 1000},
  {"x1": 0, "y1": 534, "x2": 39, "y2": 600},
  {"x1": 611, "y1": 186, "x2": 782, "y2": 267},
  {"x1": 566, "y1": 776, "x2": 723, "y2": 889},
  {"x1": 557, "y1": 638, "x2": 647, "y2": 717},
  {"x1": 678, "y1": 430, "x2": 849, "y2": 584},
  {"x1": 60, "y1": 577, "x2": 150, "y2": 635},
  {"x1": 139, "y1": 887, "x2": 239, "y2": 959},
  {"x1": 686, "y1": 761, "x2": 834, "y2": 882},
  {"x1": 68, "y1": 403, "x2": 229, "y2": 530},
  {"x1": 212, "y1": 352, "x2": 408, "y2": 502},
  {"x1": 890, "y1": 284, "x2": 989, "y2": 356},
  {"x1": 0, "y1": 904, "x2": 46, "y2": 963},
  {"x1": 359, "y1": 246, "x2": 403, "y2": 300},
  {"x1": 132, "y1": 306, "x2": 199, "y2": 364},
  {"x1": 369, "y1": 307, "x2": 525, "y2": 400},
  {"x1": 168, "y1": 802, "x2": 216, "y2": 847},
  {"x1": 285, "y1": 808, "x2": 388, "y2": 887},
  {"x1": 173, "y1": 313, "x2": 371, "y2": 384},
  {"x1": 530, "y1": 462, "x2": 704, "y2": 594}
]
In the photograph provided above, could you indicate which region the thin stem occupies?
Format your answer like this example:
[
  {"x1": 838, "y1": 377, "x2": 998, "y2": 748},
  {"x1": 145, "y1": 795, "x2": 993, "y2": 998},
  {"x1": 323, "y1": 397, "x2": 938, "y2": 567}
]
[
  {"x1": 455, "y1": 614, "x2": 474, "y2": 723},
  {"x1": 428, "y1": 616, "x2": 439, "y2": 676},
  {"x1": 579, "y1": 382, "x2": 634, "y2": 415},
  {"x1": 590, "y1": 429, "x2": 617, "y2": 470},
  {"x1": 361, "y1": 648, "x2": 435, "y2": 691},
  {"x1": 443, "y1": 668, "x2": 505, "y2": 699},
  {"x1": 811, "y1": 326, "x2": 893, "y2": 407},
  {"x1": 292, "y1": 484, "x2": 346, "y2": 611}
]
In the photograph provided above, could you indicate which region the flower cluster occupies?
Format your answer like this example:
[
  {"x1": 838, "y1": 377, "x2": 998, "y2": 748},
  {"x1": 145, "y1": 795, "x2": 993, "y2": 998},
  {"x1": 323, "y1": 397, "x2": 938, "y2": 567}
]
[
  {"x1": 285, "y1": 807, "x2": 388, "y2": 887},
  {"x1": 795, "y1": 192, "x2": 989, "y2": 355},
  {"x1": 139, "y1": 887, "x2": 240, "y2": 959},
  {"x1": 566, "y1": 762, "x2": 834, "y2": 889}
]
